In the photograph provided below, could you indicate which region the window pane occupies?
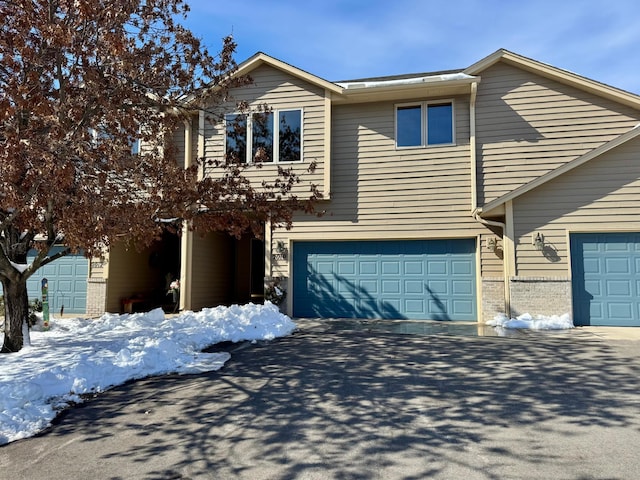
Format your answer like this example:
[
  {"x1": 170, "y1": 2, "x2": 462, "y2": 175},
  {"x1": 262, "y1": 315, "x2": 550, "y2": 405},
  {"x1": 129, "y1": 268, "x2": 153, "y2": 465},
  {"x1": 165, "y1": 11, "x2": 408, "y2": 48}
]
[
  {"x1": 396, "y1": 105, "x2": 422, "y2": 147},
  {"x1": 427, "y1": 103, "x2": 453, "y2": 145},
  {"x1": 279, "y1": 110, "x2": 301, "y2": 162},
  {"x1": 252, "y1": 112, "x2": 274, "y2": 162},
  {"x1": 225, "y1": 113, "x2": 247, "y2": 163}
]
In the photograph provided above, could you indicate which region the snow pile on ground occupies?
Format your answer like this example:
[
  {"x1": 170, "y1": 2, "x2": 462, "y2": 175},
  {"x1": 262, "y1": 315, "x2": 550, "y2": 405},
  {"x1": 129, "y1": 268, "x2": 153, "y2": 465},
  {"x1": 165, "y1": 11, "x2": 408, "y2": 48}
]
[
  {"x1": 487, "y1": 312, "x2": 574, "y2": 330},
  {"x1": 0, "y1": 302, "x2": 295, "y2": 445}
]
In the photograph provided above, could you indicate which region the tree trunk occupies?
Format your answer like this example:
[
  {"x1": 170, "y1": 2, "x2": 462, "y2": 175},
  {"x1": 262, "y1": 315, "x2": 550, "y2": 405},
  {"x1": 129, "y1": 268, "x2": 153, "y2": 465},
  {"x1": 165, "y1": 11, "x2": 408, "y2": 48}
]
[{"x1": 1, "y1": 277, "x2": 30, "y2": 353}]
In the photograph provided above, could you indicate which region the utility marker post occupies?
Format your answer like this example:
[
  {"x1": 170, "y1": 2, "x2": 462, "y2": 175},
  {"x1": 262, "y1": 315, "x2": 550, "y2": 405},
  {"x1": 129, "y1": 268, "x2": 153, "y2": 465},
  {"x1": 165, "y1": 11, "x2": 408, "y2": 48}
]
[{"x1": 42, "y1": 278, "x2": 50, "y2": 331}]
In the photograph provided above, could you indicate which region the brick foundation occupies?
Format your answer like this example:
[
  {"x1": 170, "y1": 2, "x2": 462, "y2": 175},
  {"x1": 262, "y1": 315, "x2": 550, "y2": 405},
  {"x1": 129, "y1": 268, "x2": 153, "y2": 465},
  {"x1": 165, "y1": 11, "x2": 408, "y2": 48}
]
[
  {"x1": 482, "y1": 277, "x2": 505, "y2": 322},
  {"x1": 86, "y1": 278, "x2": 107, "y2": 317},
  {"x1": 509, "y1": 276, "x2": 572, "y2": 318}
]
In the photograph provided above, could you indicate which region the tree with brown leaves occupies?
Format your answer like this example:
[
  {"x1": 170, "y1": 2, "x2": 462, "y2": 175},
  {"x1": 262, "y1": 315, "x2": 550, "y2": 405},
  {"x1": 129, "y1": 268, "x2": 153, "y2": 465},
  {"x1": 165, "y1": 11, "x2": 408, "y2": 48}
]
[{"x1": 0, "y1": 0, "x2": 321, "y2": 352}]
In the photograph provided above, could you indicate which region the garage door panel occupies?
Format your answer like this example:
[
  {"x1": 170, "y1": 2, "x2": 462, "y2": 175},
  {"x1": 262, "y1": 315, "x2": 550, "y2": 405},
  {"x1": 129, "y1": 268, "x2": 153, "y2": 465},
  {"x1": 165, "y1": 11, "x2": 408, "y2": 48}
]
[
  {"x1": 382, "y1": 262, "x2": 400, "y2": 275},
  {"x1": 608, "y1": 303, "x2": 633, "y2": 319},
  {"x1": 583, "y1": 258, "x2": 600, "y2": 274},
  {"x1": 405, "y1": 299, "x2": 425, "y2": 314},
  {"x1": 453, "y1": 299, "x2": 474, "y2": 316},
  {"x1": 452, "y1": 261, "x2": 473, "y2": 275},
  {"x1": 405, "y1": 280, "x2": 423, "y2": 294},
  {"x1": 359, "y1": 280, "x2": 378, "y2": 293},
  {"x1": 316, "y1": 262, "x2": 334, "y2": 274},
  {"x1": 294, "y1": 240, "x2": 476, "y2": 321},
  {"x1": 359, "y1": 262, "x2": 377, "y2": 275},
  {"x1": 337, "y1": 261, "x2": 356, "y2": 275},
  {"x1": 606, "y1": 258, "x2": 630, "y2": 274},
  {"x1": 606, "y1": 280, "x2": 630, "y2": 296},
  {"x1": 382, "y1": 280, "x2": 401, "y2": 294},
  {"x1": 405, "y1": 262, "x2": 423, "y2": 275},
  {"x1": 427, "y1": 261, "x2": 447, "y2": 275},
  {"x1": 58, "y1": 264, "x2": 74, "y2": 276},
  {"x1": 453, "y1": 280, "x2": 473, "y2": 295},
  {"x1": 427, "y1": 280, "x2": 448, "y2": 295},
  {"x1": 571, "y1": 233, "x2": 640, "y2": 326}
]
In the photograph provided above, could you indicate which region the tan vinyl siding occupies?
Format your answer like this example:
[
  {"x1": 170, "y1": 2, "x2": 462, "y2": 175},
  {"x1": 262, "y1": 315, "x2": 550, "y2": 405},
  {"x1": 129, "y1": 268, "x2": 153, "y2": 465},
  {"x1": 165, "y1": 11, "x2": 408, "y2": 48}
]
[
  {"x1": 512, "y1": 136, "x2": 640, "y2": 276},
  {"x1": 477, "y1": 62, "x2": 640, "y2": 205},
  {"x1": 201, "y1": 65, "x2": 325, "y2": 194},
  {"x1": 271, "y1": 96, "x2": 497, "y2": 277},
  {"x1": 189, "y1": 232, "x2": 234, "y2": 310},
  {"x1": 170, "y1": 123, "x2": 185, "y2": 167},
  {"x1": 191, "y1": 115, "x2": 198, "y2": 164},
  {"x1": 479, "y1": 232, "x2": 504, "y2": 276}
]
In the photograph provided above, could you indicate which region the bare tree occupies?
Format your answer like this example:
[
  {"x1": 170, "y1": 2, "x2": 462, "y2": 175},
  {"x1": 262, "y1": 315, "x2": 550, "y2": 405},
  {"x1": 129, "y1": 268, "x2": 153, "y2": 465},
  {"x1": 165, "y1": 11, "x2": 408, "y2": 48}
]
[{"x1": 0, "y1": 0, "x2": 320, "y2": 352}]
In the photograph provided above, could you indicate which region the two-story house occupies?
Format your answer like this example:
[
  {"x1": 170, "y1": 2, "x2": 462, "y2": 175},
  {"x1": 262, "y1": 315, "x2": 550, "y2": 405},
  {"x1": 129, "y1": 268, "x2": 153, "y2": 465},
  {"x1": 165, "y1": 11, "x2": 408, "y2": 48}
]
[{"x1": 74, "y1": 48, "x2": 640, "y2": 327}]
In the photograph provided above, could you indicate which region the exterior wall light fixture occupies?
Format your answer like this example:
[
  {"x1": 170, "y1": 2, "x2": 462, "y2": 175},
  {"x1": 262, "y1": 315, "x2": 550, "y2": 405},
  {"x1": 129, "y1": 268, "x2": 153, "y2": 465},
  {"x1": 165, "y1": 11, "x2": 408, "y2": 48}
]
[
  {"x1": 274, "y1": 240, "x2": 288, "y2": 260},
  {"x1": 533, "y1": 232, "x2": 545, "y2": 251},
  {"x1": 486, "y1": 237, "x2": 499, "y2": 253}
]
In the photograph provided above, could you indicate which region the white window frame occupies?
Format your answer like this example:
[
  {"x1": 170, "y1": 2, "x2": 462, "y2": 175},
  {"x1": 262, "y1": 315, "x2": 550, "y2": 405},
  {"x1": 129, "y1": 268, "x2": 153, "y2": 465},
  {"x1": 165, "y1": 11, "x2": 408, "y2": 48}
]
[
  {"x1": 225, "y1": 108, "x2": 304, "y2": 164},
  {"x1": 395, "y1": 99, "x2": 455, "y2": 149}
]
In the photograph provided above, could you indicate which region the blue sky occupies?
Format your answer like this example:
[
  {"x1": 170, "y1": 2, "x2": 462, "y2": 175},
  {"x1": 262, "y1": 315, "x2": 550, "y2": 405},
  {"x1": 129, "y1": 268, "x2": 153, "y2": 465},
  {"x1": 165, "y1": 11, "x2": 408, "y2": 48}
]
[{"x1": 183, "y1": 0, "x2": 640, "y2": 94}]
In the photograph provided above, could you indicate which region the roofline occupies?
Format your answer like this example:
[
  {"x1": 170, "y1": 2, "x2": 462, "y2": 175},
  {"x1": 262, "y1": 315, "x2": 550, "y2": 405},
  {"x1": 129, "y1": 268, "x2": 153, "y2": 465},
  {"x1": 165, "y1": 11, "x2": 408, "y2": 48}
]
[
  {"x1": 336, "y1": 73, "x2": 479, "y2": 91},
  {"x1": 465, "y1": 49, "x2": 640, "y2": 109},
  {"x1": 480, "y1": 125, "x2": 640, "y2": 216},
  {"x1": 335, "y1": 68, "x2": 465, "y2": 84},
  {"x1": 234, "y1": 52, "x2": 344, "y2": 95}
]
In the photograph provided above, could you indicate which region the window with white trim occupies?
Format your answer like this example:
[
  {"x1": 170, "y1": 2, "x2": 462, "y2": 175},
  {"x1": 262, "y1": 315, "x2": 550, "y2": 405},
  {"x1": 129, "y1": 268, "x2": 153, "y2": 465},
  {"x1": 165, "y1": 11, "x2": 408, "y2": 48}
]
[
  {"x1": 396, "y1": 101, "x2": 454, "y2": 147},
  {"x1": 225, "y1": 109, "x2": 302, "y2": 163}
]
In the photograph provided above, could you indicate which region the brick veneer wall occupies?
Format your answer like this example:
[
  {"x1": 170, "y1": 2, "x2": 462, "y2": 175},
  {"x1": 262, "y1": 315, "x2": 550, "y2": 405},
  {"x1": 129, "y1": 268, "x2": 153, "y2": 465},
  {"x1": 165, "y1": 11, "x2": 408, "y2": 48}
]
[
  {"x1": 509, "y1": 277, "x2": 572, "y2": 318},
  {"x1": 86, "y1": 278, "x2": 107, "y2": 317},
  {"x1": 482, "y1": 277, "x2": 505, "y2": 322}
]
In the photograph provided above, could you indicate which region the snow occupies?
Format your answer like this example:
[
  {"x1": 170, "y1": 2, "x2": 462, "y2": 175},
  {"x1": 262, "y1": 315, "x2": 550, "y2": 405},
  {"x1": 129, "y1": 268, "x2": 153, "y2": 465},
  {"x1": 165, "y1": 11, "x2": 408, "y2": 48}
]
[
  {"x1": 9, "y1": 261, "x2": 29, "y2": 273},
  {"x1": 337, "y1": 72, "x2": 476, "y2": 90},
  {"x1": 487, "y1": 312, "x2": 574, "y2": 330},
  {"x1": 0, "y1": 302, "x2": 296, "y2": 445}
]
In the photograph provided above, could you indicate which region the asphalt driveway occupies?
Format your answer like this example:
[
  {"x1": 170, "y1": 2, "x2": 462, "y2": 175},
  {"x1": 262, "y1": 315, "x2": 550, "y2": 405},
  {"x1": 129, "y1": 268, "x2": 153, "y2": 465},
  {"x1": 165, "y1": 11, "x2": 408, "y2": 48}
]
[{"x1": 1, "y1": 322, "x2": 640, "y2": 479}]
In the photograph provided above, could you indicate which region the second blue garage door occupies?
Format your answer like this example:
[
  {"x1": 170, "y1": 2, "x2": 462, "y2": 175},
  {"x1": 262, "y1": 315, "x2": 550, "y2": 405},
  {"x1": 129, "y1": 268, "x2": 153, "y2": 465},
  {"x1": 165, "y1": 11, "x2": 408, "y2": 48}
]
[
  {"x1": 293, "y1": 239, "x2": 476, "y2": 320},
  {"x1": 571, "y1": 233, "x2": 640, "y2": 326}
]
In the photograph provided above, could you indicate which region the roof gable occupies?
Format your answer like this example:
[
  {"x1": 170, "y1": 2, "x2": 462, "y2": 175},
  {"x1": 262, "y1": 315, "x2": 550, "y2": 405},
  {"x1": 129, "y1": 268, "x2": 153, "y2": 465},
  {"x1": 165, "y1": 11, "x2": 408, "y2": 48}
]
[
  {"x1": 466, "y1": 49, "x2": 640, "y2": 110},
  {"x1": 234, "y1": 52, "x2": 344, "y2": 95}
]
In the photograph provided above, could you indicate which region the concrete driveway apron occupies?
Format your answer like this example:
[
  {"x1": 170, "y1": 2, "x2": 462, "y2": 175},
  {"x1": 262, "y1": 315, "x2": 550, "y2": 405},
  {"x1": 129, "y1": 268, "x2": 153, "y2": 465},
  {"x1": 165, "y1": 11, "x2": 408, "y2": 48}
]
[{"x1": 1, "y1": 320, "x2": 640, "y2": 480}]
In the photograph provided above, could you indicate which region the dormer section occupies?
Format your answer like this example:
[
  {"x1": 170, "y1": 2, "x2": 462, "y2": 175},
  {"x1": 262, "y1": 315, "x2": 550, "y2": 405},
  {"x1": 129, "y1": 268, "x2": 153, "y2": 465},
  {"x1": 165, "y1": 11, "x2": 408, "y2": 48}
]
[{"x1": 198, "y1": 54, "x2": 343, "y2": 199}]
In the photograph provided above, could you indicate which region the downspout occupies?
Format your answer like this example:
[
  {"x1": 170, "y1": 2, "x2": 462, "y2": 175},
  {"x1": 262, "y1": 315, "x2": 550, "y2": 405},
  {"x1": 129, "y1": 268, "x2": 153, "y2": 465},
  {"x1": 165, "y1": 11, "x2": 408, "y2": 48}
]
[
  {"x1": 470, "y1": 81, "x2": 478, "y2": 213},
  {"x1": 323, "y1": 90, "x2": 332, "y2": 199},
  {"x1": 469, "y1": 80, "x2": 511, "y2": 317}
]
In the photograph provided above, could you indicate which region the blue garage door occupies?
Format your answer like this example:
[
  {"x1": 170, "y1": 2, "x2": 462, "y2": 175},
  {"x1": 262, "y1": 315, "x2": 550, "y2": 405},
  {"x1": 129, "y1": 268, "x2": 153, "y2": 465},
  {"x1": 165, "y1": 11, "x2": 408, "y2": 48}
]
[
  {"x1": 293, "y1": 239, "x2": 476, "y2": 320},
  {"x1": 26, "y1": 247, "x2": 89, "y2": 315},
  {"x1": 571, "y1": 233, "x2": 640, "y2": 326}
]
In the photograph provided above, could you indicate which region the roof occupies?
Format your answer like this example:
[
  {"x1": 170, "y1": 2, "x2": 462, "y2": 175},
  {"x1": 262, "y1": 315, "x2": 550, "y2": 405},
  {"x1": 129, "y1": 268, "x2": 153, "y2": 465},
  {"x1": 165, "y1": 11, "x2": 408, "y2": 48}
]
[{"x1": 334, "y1": 68, "x2": 465, "y2": 84}]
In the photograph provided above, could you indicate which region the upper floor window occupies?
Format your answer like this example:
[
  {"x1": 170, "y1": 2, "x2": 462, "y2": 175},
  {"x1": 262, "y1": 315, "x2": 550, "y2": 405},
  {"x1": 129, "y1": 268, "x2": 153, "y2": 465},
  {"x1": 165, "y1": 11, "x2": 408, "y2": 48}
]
[
  {"x1": 225, "y1": 109, "x2": 302, "y2": 163},
  {"x1": 396, "y1": 101, "x2": 454, "y2": 148}
]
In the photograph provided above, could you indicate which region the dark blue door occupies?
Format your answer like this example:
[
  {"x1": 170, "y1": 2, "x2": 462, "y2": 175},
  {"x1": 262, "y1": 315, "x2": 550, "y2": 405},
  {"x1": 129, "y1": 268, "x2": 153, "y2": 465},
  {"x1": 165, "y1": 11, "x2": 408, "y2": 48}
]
[
  {"x1": 293, "y1": 239, "x2": 476, "y2": 320},
  {"x1": 571, "y1": 233, "x2": 640, "y2": 326}
]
